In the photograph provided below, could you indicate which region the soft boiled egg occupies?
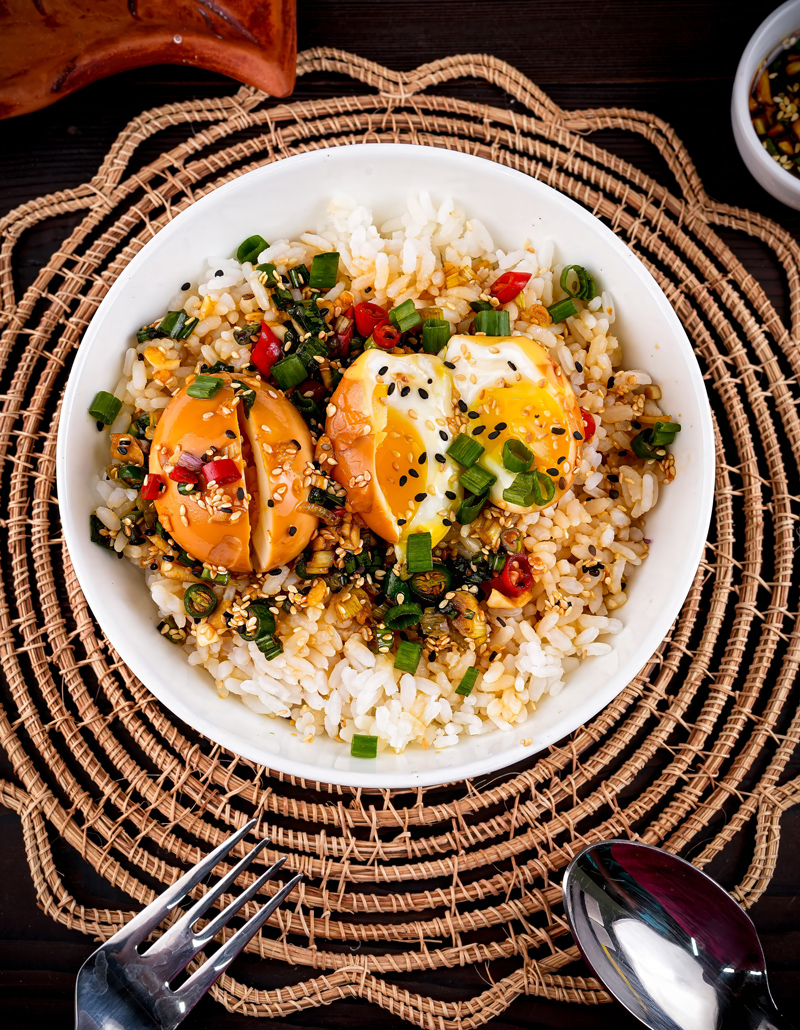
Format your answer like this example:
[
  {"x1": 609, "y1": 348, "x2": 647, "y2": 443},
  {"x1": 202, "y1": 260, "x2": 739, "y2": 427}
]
[
  {"x1": 443, "y1": 335, "x2": 584, "y2": 511},
  {"x1": 326, "y1": 350, "x2": 462, "y2": 554},
  {"x1": 150, "y1": 373, "x2": 317, "y2": 573}
]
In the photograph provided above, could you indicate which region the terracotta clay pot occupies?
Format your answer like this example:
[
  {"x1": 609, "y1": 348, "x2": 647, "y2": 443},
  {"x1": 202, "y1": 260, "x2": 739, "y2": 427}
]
[{"x1": 0, "y1": 0, "x2": 296, "y2": 119}]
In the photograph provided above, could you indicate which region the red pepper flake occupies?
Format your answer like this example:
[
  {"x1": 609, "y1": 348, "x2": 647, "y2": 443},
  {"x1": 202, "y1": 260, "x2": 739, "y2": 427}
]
[{"x1": 490, "y1": 271, "x2": 532, "y2": 304}]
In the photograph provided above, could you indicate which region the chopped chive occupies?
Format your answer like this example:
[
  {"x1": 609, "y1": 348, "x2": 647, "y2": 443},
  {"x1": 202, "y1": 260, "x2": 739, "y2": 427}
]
[
  {"x1": 460, "y1": 465, "x2": 496, "y2": 495},
  {"x1": 649, "y1": 421, "x2": 681, "y2": 446},
  {"x1": 351, "y1": 733, "x2": 378, "y2": 758},
  {"x1": 271, "y1": 354, "x2": 308, "y2": 391},
  {"x1": 384, "y1": 602, "x2": 424, "y2": 630},
  {"x1": 474, "y1": 309, "x2": 511, "y2": 336},
  {"x1": 256, "y1": 261, "x2": 278, "y2": 286},
  {"x1": 560, "y1": 264, "x2": 597, "y2": 301},
  {"x1": 469, "y1": 300, "x2": 493, "y2": 312},
  {"x1": 406, "y1": 531, "x2": 433, "y2": 574},
  {"x1": 394, "y1": 640, "x2": 423, "y2": 674},
  {"x1": 373, "y1": 626, "x2": 395, "y2": 654},
  {"x1": 502, "y1": 439, "x2": 533, "y2": 473},
  {"x1": 490, "y1": 552, "x2": 507, "y2": 571},
  {"x1": 389, "y1": 299, "x2": 422, "y2": 333},
  {"x1": 503, "y1": 470, "x2": 555, "y2": 506},
  {"x1": 88, "y1": 391, "x2": 121, "y2": 426},
  {"x1": 384, "y1": 570, "x2": 406, "y2": 603},
  {"x1": 547, "y1": 298, "x2": 578, "y2": 323},
  {"x1": 187, "y1": 373, "x2": 223, "y2": 399},
  {"x1": 178, "y1": 316, "x2": 199, "y2": 340},
  {"x1": 309, "y1": 252, "x2": 340, "y2": 289},
  {"x1": 201, "y1": 567, "x2": 230, "y2": 586},
  {"x1": 287, "y1": 263, "x2": 310, "y2": 288},
  {"x1": 237, "y1": 234, "x2": 269, "y2": 264},
  {"x1": 447, "y1": 433, "x2": 484, "y2": 468},
  {"x1": 455, "y1": 667, "x2": 479, "y2": 697},
  {"x1": 116, "y1": 464, "x2": 145, "y2": 488},
  {"x1": 157, "y1": 310, "x2": 188, "y2": 338},
  {"x1": 256, "y1": 634, "x2": 283, "y2": 660},
  {"x1": 456, "y1": 490, "x2": 489, "y2": 524},
  {"x1": 422, "y1": 318, "x2": 450, "y2": 353}
]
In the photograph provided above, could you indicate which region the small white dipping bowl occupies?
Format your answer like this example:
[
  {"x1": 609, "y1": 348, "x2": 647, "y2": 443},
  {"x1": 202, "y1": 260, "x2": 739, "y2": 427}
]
[
  {"x1": 732, "y1": 0, "x2": 800, "y2": 208},
  {"x1": 57, "y1": 144, "x2": 714, "y2": 788}
]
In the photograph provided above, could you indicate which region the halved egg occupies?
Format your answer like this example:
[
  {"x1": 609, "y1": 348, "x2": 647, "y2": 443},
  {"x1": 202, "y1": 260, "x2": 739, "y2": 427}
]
[
  {"x1": 443, "y1": 335, "x2": 584, "y2": 511},
  {"x1": 326, "y1": 350, "x2": 462, "y2": 553},
  {"x1": 150, "y1": 373, "x2": 317, "y2": 573}
]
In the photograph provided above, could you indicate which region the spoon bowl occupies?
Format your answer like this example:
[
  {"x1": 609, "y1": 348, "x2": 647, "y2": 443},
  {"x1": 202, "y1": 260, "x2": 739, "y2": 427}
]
[{"x1": 562, "y1": 840, "x2": 795, "y2": 1030}]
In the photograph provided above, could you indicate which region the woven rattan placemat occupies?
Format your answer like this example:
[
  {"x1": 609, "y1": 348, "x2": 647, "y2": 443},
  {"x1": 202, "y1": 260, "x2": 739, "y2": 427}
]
[{"x1": 2, "y1": 50, "x2": 800, "y2": 1025}]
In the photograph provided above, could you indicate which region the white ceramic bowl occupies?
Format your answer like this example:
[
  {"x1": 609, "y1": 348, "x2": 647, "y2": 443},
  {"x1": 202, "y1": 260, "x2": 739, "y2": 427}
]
[
  {"x1": 57, "y1": 144, "x2": 714, "y2": 788},
  {"x1": 732, "y1": 0, "x2": 800, "y2": 208}
]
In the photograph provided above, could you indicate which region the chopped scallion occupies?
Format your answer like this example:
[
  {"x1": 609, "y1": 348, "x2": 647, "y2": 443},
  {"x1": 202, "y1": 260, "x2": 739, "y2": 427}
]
[
  {"x1": 187, "y1": 374, "x2": 223, "y2": 399},
  {"x1": 394, "y1": 640, "x2": 423, "y2": 674},
  {"x1": 256, "y1": 634, "x2": 283, "y2": 660},
  {"x1": 422, "y1": 318, "x2": 450, "y2": 353},
  {"x1": 271, "y1": 354, "x2": 308, "y2": 391},
  {"x1": 201, "y1": 568, "x2": 230, "y2": 586},
  {"x1": 351, "y1": 733, "x2": 378, "y2": 758},
  {"x1": 502, "y1": 439, "x2": 533, "y2": 473},
  {"x1": 469, "y1": 300, "x2": 493, "y2": 312},
  {"x1": 547, "y1": 298, "x2": 578, "y2": 323},
  {"x1": 474, "y1": 309, "x2": 511, "y2": 336},
  {"x1": 406, "y1": 532, "x2": 433, "y2": 574},
  {"x1": 309, "y1": 251, "x2": 340, "y2": 289},
  {"x1": 649, "y1": 421, "x2": 681, "y2": 446},
  {"x1": 447, "y1": 433, "x2": 484, "y2": 468},
  {"x1": 237, "y1": 234, "x2": 269, "y2": 264},
  {"x1": 560, "y1": 264, "x2": 597, "y2": 301},
  {"x1": 88, "y1": 391, "x2": 122, "y2": 426},
  {"x1": 256, "y1": 262, "x2": 278, "y2": 286},
  {"x1": 459, "y1": 465, "x2": 496, "y2": 495},
  {"x1": 388, "y1": 299, "x2": 422, "y2": 333},
  {"x1": 287, "y1": 263, "x2": 310, "y2": 288},
  {"x1": 384, "y1": 602, "x2": 424, "y2": 630},
  {"x1": 373, "y1": 626, "x2": 394, "y2": 654},
  {"x1": 455, "y1": 667, "x2": 479, "y2": 697},
  {"x1": 157, "y1": 310, "x2": 188, "y2": 339},
  {"x1": 456, "y1": 491, "x2": 489, "y2": 524},
  {"x1": 178, "y1": 316, "x2": 199, "y2": 340}
]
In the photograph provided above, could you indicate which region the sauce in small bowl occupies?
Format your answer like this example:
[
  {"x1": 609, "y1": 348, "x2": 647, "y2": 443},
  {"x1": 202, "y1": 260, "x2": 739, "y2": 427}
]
[{"x1": 750, "y1": 33, "x2": 800, "y2": 177}]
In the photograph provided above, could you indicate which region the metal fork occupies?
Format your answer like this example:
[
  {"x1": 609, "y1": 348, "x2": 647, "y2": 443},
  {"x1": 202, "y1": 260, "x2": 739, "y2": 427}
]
[{"x1": 75, "y1": 819, "x2": 301, "y2": 1030}]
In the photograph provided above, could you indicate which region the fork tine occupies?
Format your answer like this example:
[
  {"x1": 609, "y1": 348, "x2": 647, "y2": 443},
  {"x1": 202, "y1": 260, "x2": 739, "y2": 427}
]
[
  {"x1": 143, "y1": 838, "x2": 274, "y2": 962},
  {"x1": 118, "y1": 819, "x2": 258, "y2": 945},
  {"x1": 176, "y1": 873, "x2": 302, "y2": 1010},
  {"x1": 199, "y1": 856, "x2": 287, "y2": 941}
]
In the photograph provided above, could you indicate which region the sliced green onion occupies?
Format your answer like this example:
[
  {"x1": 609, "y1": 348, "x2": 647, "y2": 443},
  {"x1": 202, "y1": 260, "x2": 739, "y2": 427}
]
[
  {"x1": 351, "y1": 733, "x2": 378, "y2": 759},
  {"x1": 384, "y1": 602, "x2": 424, "y2": 630},
  {"x1": 447, "y1": 433, "x2": 484, "y2": 468},
  {"x1": 237, "y1": 234, "x2": 269, "y2": 264},
  {"x1": 422, "y1": 318, "x2": 450, "y2": 353},
  {"x1": 474, "y1": 309, "x2": 510, "y2": 336},
  {"x1": 201, "y1": 568, "x2": 230, "y2": 586},
  {"x1": 531, "y1": 470, "x2": 556, "y2": 505},
  {"x1": 489, "y1": 552, "x2": 507, "y2": 572},
  {"x1": 456, "y1": 491, "x2": 489, "y2": 524},
  {"x1": 272, "y1": 286, "x2": 294, "y2": 310},
  {"x1": 394, "y1": 640, "x2": 423, "y2": 674},
  {"x1": 649, "y1": 421, "x2": 681, "y2": 447},
  {"x1": 547, "y1": 298, "x2": 578, "y2": 323},
  {"x1": 560, "y1": 264, "x2": 597, "y2": 301},
  {"x1": 157, "y1": 310, "x2": 188, "y2": 339},
  {"x1": 460, "y1": 465, "x2": 496, "y2": 495},
  {"x1": 271, "y1": 354, "x2": 308, "y2": 391},
  {"x1": 406, "y1": 531, "x2": 433, "y2": 574},
  {"x1": 116, "y1": 464, "x2": 145, "y2": 488},
  {"x1": 178, "y1": 316, "x2": 199, "y2": 340},
  {"x1": 256, "y1": 634, "x2": 283, "y2": 660},
  {"x1": 187, "y1": 373, "x2": 223, "y2": 399},
  {"x1": 128, "y1": 412, "x2": 152, "y2": 438},
  {"x1": 503, "y1": 470, "x2": 555, "y2": 507},
  {"x1": 287, "y1": 263, "x2": 310, "y2": 288},
  {"x1": 296, "y1": 336, "x2": 329, "y2": 368},
  {"x1": 410, "y1": 565, "x2": 452, "y2": 602},
  {"x1": 157, "y1": 617, "x2": 186, "y2": 644},
  {"x1": 256, "y1": 262, "x2": 279, "y2": 286},
  {"x1": 309, "y1": 252, "x2": 340, "y2": 289},
  {"x1": 237, "y1": 601, "x2": 277, "y2": 641},
  {"x1": 389, "y1": 299, "x2": 422, "y2": 333},
  {"x1": 384, "y1": 570, "x2": 407, "y2": 603},
  {"x1": 183, "y1": 584, "x2": 218, "y2": 618},
  {"x1": 455, "y1": 667, "x2": 479, "y2": 697},
  {"x1": 373, "y1": 626, "x2": 394, "y2": 654},
  {"x1": 470, "y1": 300, "x2": 493, "y2": 312},
  {"x1": 502, "y1": 439, "x2": 533, "y2": 473},
  {"x1": 177, "y1": 481, "x2": 196, "y2": 495},
  {"x1": 89, "y1": 513, "x2": 113, "y2": 549},
  {"x1": 88, "y1": 391, "x2": 122, "y2": 425}
]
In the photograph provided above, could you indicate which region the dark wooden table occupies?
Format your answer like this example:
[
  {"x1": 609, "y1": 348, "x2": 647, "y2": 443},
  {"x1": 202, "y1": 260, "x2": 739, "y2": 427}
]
[{"x1": 2, "y1": 2, "x2": 800, "y2": 1027}]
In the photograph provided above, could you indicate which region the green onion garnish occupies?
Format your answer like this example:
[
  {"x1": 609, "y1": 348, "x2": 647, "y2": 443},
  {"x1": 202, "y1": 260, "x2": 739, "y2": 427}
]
[
  {"x1": 179, "y1": 316, "x2": 199, "y2": 340},
  {"x1": 351, "y1": 733, "x2": 378, "y2": 759},
  {"x1": 116, "y1": 465, "x2": 145, "y2": 488},
  {"x1": 89, "y1": 513, "x2": 113, "y2": 549},
  {"x1": 447, "y1": 433, "x2": 484, "y2": 468},
  {"x1": 456, "y1": 491, "x2": 489, "y2": 524},
  {"x1": 474, "y1": 309, "x2": 511, "y2": 336},
  {"x1": 271, "y1": 354, "x2": 308, "y2": 391},
  {"x1": 502, "y1": 439, "x2": 533, "y2": 473},
  {"x1": 309, "y1": 252, "x2": 340, "y2": 289},
  {"x1": 388, "y1": 299, "x2": 422, "y2": 333},
  {"x1": 201, "y1": 568, "x2": 230, "y2": 586},
  {"x1": 490, "y1": 552, "x2": 507, "y2": 572},
  {"x1": 469, "y1": 300, "x2": 493, "y2": 312},
  {"x1": 384, "y1": 602, "x2": 424, "y2": 630},
  {"x1": 547, "y1": 298, "x2": 578, "y2": 323},
  {"x1": 455, "y1": 667, "x2": 479, "y2": 697},
  {"x1": 422, "y1": 318, "x2": 450, "y2": 353},
  {"x1": 88, "y1": 391, "x2": 122, "y2": 426},
  {"x1": 157, "y1": 310, "x2": 188, "y2": 339},
  {"x1": 183, "y1": 584, "x2": 218, "y2": 618},
  {"x1": 256, "y1": 262, "x2": 279, "y2": 285},
  {"x1": 503, "y1": 470, "x2": 555, "y2": 507},
  {"x1": 394, "y1": 640, "x2": 423, "y2": 674},
  {"x1": 384, "y1": 570, "x2": 407, "y2": 603},
  {"x1": 373, "y1": 626, "x2": 394, "y2": 654},
  {"x1": 406, "y1": 531, "x2": 433, "y2": 574},
  {"x1": 560, "y1": 264, "x2": 597, "y2": 302},
  {"x1": 530, "y1": 471, "x2": 556, "y2": 505},
  {"x1": 237, "y1": 234, "x2": 269, "y2": 264},
  {"x1": 296, "y1": 335, "x2": 329, "y2": 368},
  {"x1": 236, "y1": 601, "x2": 276, "y2": 640},
  {"x1": 287, "y1": 263, "x2": 310, "y2": 288},
  {"x1": 187, "y1": 374, "x2": 223, "y2": 399},
  {"x1": 649, "y1": 421, "x2": 681, "y2": 446},
  {"x1": 459, "y1": 465, "x2": 496, "y2": 495},
  {"x1": 177, "y1": 482, "x2": 196, "y2": 495},
  {"x1": 256, "y1": 634, "x2": 283, "y2": 660}
]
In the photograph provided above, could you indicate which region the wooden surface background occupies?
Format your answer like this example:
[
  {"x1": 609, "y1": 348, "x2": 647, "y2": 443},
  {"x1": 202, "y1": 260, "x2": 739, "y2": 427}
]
[{"x1": 2, "y1": 2, "x2": 800, "y2": 1027}]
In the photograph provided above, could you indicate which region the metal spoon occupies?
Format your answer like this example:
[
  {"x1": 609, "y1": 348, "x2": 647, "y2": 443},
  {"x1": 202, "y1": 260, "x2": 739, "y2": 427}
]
[{"x1": 562, "y1": 839, "x2": 795, "y2": 1030}]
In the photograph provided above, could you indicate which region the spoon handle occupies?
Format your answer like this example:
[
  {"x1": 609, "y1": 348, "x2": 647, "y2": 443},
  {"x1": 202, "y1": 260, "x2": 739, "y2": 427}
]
[{"x1": 748, "y1": 1003, "x2": 798, "y2": 1030}]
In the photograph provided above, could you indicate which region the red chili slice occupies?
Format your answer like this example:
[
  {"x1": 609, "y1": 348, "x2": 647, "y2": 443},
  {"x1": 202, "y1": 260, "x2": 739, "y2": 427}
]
[
  {"x1": 168, "y1": 466, "x2": 199, "y2": 484},
  {"x1": 251, "y1": 321, "x2": 283, "y2": 377},
  {"x1": 140, "y1": 473, "x2": 164, "y2": 500},
  {"x1": 580, "y1": 407, "x2": 596, "y2": 439},
  {"x1": 203, "y1": 458, "x2": 241, "y2": 485},
  {"x1": 354, "y1": 301, "x2": 390, "y2": 337},
  {"x1": 373, "y1": 323, "x2": 402, "y2": 349},
  {"x1": 490, "y1": 271, "x2": 532, "y2": 304},
  {"x1": 497, "y1": 554, "x2": 534, "y2": 598},
  {"x1": 295, "y1": 379, "x2": 327, "y2": 402}
]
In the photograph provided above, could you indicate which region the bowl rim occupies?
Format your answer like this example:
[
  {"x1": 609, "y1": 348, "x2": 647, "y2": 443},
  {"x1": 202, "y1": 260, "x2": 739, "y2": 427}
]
[
  {"x1": 57, "y1": 143, "x2": 715, "y2": 787},
  {"x1": 731, "y1": 0, "x2": 800, "y2": 193}
]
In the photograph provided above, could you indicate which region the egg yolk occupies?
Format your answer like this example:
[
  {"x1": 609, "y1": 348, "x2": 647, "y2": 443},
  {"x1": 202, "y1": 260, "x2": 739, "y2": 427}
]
[
  {"x1": 475, "y1": 381, "x2": 572, "y2": 472},
  {"x1": 375, "y1": 407, "x2": 428, "y2": 531}
]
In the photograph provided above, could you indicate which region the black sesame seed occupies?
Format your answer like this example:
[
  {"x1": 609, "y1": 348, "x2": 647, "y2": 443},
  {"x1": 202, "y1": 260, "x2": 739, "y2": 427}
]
[
  {"x1": 609, "y1": 489, "x2": 619, "y2": 499},
  {"x1": 117, "y1": 551, "x2": 124, "y2": 559},
  {"x1": 149, "y1": 563, "x2": 158, "y2": 571},
  {"x1": 442, "y1": 518, "x2": 453, "y2": 526},
  {"x1": 387, "y1": 383, "x2": 396, "y2": 396},
  {"x1": 445, "y1": 490, "x2": 456, "y2": 500},
  {"x1": 618, "y1": 449, "x2": 628, "y2": 457},
  {"x1": 468, "y1": 411, "x2": 479, "y2": 419},
  {"x1": 558, "y1": 477, "x2": 566, "y2": 489},
  {"x1": 557, "y1": 455, "x2": 566, "y2": 463},
  {"x1": 547, "y1": 467, "x2": 559, "y2": 475},
  {"x1": 488, "y1": 430, "x2": 500, "y2": 440},
  {"x1": 444, "y1": 360, "x2": 456, "y2": 369},
  {"x1": 137, "y1": 353, "x2": 144, "y2": 360},
  {"x1": 401, "y1": 386, "x2": 411, "y2": 398},
  {"x1": 435, "y1": 453, "x2": 446, "y2": 463},
  {"x1": 291, "y1": 438, "x2": 300, "y2": 449},
  {"x1": 588, "y1": 544, "x2": 597, "y2": 556},
  {"x1": 489, "y1": 651, "x2": 498, "y2": 662},
  {"x1": 575, "y1": 361, "x2": 583, "y2": 372},
  {"x1": 414, "y1": 492, "x2": 427, "y2": 502},
  {"x1": 632, "y1": 420, "x2": 642, "y2": 430},
  {"x1": 552, "y1": 427, "x2": 566, "y2": 435},
  {"x1": 397, "y1": 518, "x2": 407, "y2": 526},
  {"x1": 495, "y1": 421, "x2": 508, "y2": 431},
  {"x1": 181, "y1": 281, "x2": 191, "y2": 291},
  {"x1": 473, "y1": 425, "x2": 486, "y2": 435},
  {"x1": 497, "y1": 617, "x2": 507, "y2": 627},
  {"x1": 507, "y1": 361, "x2": 518, "y2": 370},
  {"x1": 439, "y1": 430, "x2": 448, "y2": 441},
  {"x1": 607, "y1": 474, "x2": 619, "y2": 482},
  {"x1": 399, "y1": 476, "x2": 407, "y2": 486},
  {"x1": 418, "y1": 388, "x2": 429, "y2": 399},
  {"x1": 418, "y1": 453, "x2": 427, "y2": 464},
  {"x1": 608, "y1": 376, "x2": 615, "y2": 388},
  {"x1": 457, "y1": 399, "x2": 468, "y2": 412},
  {"x1": 379, "y1": 365, "x2": 388, "y2": 375},
  {"x1": 590, "y1": 566, "x2": 602, "y2": 576},
  {"x1": 269, "y1": 567, "x2": 283, "y2": 575},
  {"x1": 225, "y1": 429, "x2": 236, "y2": 439},
  {"x1": 267, "y1": 499, "x2": 275, "y2": 507},
  {"x1": 288, "y1": 526, "x2": 297, "y2": 536},
  {"x1": 215, "y1": 269, "x2": 224, "y2": 277},
  {"x1": 220, "y1": 506, "x2": 233, "y2": 513},
  {"x1": 408, "y1": 468, "x2": 419, "y2": 478},
  {"x1": 573, "y1": 430, "x2": 583, "y2": 440},
  {"x1": 237, "y1": 487, "x2": 245, "y2": 499}
]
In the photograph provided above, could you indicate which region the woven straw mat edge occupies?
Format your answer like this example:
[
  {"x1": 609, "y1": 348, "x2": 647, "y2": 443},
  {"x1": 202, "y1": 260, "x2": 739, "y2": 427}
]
[{"x1": 1, "y1": 49, "x2": 800, "y2": 1026}]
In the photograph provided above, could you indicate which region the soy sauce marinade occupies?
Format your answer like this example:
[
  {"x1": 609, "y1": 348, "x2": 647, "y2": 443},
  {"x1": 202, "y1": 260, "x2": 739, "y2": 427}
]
[{"x1": 751, "y1": 34, "x2": 800, "y2": 177}]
